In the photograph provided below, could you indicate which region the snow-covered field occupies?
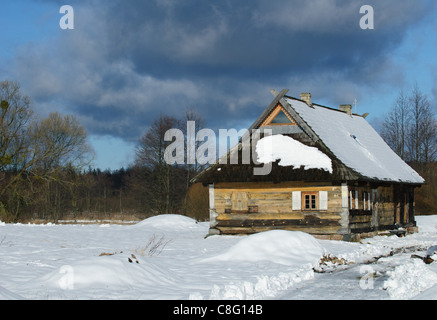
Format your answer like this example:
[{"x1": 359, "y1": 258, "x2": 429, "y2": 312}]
[{"x1": 1, "y1": 214, "x2": 437, "y2": 300}]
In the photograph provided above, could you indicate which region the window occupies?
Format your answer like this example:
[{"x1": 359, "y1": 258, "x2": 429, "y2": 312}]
[
  {"x1": 349, "y1": 190, "x2": 372, "y2": 211},
  {"x1": 261, "y1": 105, "x2": 296, "y2": 126},
  {"x1": 349, "y1": 190, "x2": 359, "y2": 209},
  {"x1": 302, "y1": 192, "x2": 318, "y2": 210},
  {"x1": 363, "y1": 192, "x2": 371, "y2": 211},
  {"x1": 292, "y1": 191, "x2": 328, "y2": 211},
  {"x1": 367, "y1": 192, "x2": 373, "y2": 210},
  {"x1": 270, "y1": 110, "x2": 294, "y2": 124}
]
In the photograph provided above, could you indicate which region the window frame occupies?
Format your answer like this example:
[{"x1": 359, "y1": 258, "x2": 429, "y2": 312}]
[
  {"x1": 302, "y1": 191, "x2": 318, "y2": 211},
  {"x1": 260, "y1": 105, "x2": 296, "y2": 126}
]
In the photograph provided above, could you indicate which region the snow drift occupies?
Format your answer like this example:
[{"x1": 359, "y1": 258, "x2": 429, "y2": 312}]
[
  {"x1": 130, "y1": 214, "x2": 201, "y2": 231},
  {"x1": 203, "y1": 230, "x2": 326, "y2": 267},
  {"x1": 40, "y1": 255, "x2": 176, "y2": 290},
  {"x1": 383, "y1": 259, "x2": 437, "y2": 300},
  {"x1": 198, "y1": 230, "x2": 325, "y2": 299}
]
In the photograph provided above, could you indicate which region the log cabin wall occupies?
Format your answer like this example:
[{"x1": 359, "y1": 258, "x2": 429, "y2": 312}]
[
  {"x1": 211, "y1": 181, "x2": 346, "y2": 238},
  {"x1": 346, "y1": 184, "x2": 378, "y2": 235},
  {"x1": 342, "y1": 183, "x2": 417, "y2": 238},
  {"x1": 376, "y1": 185, "x2": 396, "y2": 228},
  {"x1": 209, "y1": 181, "x2": 418, "y2": 241}
]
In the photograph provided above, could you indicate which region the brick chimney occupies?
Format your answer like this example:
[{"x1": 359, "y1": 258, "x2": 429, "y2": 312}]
[
  {"x1": 339, "y1": 104, "x2": 352, "y2": 115},
  {"x1": 300, "y1": 93, "x2": 312, "y2": 106}
]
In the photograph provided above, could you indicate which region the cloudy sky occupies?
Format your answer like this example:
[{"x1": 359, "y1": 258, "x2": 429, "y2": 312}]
[{"x1": 1, "y1": 0, "x2": 437, "y2": 170}]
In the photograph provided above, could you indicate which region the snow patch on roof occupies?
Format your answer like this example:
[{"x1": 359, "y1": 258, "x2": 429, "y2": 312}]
[{"x1": 256, "y1": 134, "x2": 332, "y2": 173}]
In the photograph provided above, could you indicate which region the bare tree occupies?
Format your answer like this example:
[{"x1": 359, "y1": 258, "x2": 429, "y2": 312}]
[
  {"x1": 406, "y1": 85, "x2": 436, "y2": 165},
  {"x1": 183, "y1": 108, "x2": 206, "y2": 180},
  {"x1": 0, "y1": 80, "x2": 93, "y2": 220},
  {"x1": 381, "y1": 85, "x2": 436, "y2": 165},
  {"x1": 135, "y1": 114, "x2": 182, "y2": 214},
  {"x1": 0, "y1": 80, "x2": 33, "y2": 173},
  {"x1": 30, "y1": 112, "x2": 92, "y2": 173},
  {"x1": 381, "y1": 90, "x2": 410, "y2": 160}
]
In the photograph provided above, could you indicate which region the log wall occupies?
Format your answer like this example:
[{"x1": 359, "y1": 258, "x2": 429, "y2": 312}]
[
  {"x1": 209, "y1": 181, "x2": 418, "y2": 240},
  {"x1": 213, "y1": 181, "x2": 344, "y2": 235}
]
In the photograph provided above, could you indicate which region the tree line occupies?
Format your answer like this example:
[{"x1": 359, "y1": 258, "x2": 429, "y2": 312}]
[
  {"x1": 0, "y1": 80, "x2": 209, "y2": 222},
  {"x1": 380, "y1": 85, "x2": 437, "y2": 214}
]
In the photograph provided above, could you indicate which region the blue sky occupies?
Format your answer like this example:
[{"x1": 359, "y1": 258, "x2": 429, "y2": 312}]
[{"x1": 1, "y1": 0, "x2": 436, "y2": 171}]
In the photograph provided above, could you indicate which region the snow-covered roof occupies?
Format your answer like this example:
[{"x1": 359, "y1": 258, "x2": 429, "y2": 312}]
[{"x1": 283, "y1": 97, "x2": 424, "y2": 184}]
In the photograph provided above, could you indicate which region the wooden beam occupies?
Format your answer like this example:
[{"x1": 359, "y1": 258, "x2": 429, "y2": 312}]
[{"x1": 248, "y1": 89, "x2": 289, "y2": 132}]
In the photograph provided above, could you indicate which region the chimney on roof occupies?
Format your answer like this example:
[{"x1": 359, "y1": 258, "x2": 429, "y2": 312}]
[
  {"x1": 339, "y1": 104, "x2": 352, "y2": 115},
  {"x1": 300, "y1": 93, "x2": 312, "y2": 106}
]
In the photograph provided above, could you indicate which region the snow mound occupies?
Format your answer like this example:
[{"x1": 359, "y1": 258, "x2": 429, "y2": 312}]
[
  {"x1": 256, "y1": 134, "x2": 332, "y2": 173},
  {"x1": 383, "y1": 259, "x2": 437, "y2": 300},
  {"x1": 204, "y1": 268, "x2": 315, "y2": 300},
  {"x1": 416, "y1": 215, "x2": 437, "y2": 234},
  {"x1": 41, "y1": 255, "x2": 175, "y2": 290},
  {"x1": 427, "y1": 245, "x2": 437, "y2": 258},
  {"x1": 132, "y1": 214, "x2": 201, "y2": 231},
  {"x1": 204, "y1": 230, "x2": 326, "y2": 267},
  {"x1": 0, "y1": 285, "x2": 24, "y2": 300}
]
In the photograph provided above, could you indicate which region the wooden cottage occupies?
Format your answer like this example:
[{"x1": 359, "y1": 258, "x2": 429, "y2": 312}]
[{"x1": 192, "y1": 89, "x2": 425, "y2": 241}]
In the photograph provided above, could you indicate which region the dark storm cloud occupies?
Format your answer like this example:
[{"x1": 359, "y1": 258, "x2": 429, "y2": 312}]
[
  {"x1": 101, "y1": 0, "x2": 425, "y2": 77},
  {"x1": 12, "y1": 0, "x2": 436, "y2": 141}
]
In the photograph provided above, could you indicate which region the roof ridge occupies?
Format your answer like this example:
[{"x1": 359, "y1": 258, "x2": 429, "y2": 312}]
[{"x1": 284, "y1": 95, "x2": 362, "y2": 116}]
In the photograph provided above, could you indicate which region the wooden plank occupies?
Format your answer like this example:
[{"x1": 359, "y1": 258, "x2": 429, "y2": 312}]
[
  {"x1": 218, "y1": 225, "x2": 341, "y2": 235},
  {"x1": 217, "y1": 212, "x2": 305, "y2": 220},
  {"x1": 349, "y1": 215, "x2": 372, "y2": 224},
  {"x1": 215, "y1": 181, "x2": 334, "y2": 189},
  {"x1": 216, "y1": 217, "x2": 341, "y2": 228}
]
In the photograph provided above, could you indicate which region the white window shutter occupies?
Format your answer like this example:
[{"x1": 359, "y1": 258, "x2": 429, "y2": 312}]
[
  {"x1": 292, "y1": 191, "x2": 301, "y2": 210},
  {"x1": 355, "y1": 191, "x2": 359, "y2": 209},
  {"x1": 319, "y1": 191, "x2": 328, "y2": 210}
]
